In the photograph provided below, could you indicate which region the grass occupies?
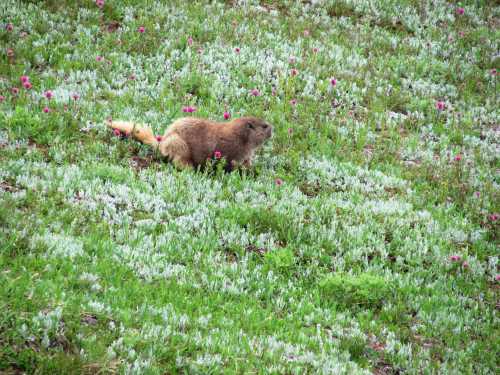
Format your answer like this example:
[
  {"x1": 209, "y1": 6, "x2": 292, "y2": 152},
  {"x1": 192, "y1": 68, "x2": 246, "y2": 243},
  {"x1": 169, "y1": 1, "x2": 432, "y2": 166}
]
[{"x1": 0, "y1": 0, "x2": 499, "y2": 373}]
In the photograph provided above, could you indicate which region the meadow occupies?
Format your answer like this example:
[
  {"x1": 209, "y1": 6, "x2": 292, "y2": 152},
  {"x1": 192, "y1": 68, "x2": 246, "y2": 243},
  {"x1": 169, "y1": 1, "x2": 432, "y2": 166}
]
[{"x1": 0, "y1": 0, "x2": 498, "y2": 373}]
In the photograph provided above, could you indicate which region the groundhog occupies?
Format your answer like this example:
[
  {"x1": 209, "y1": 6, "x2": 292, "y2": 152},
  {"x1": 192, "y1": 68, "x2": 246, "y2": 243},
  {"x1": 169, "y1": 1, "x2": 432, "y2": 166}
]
[{"x1": 108, "y1": 116, "x2": 273, "y2": 170}]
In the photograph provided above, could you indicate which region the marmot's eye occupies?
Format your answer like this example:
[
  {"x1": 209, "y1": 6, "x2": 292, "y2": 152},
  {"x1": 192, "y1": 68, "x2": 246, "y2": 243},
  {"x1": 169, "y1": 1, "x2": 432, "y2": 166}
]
[
  {"x1": 262, "y1": 124, "x2": 268, "y2": 129},
  {"x1": 247, "y1": 122, "x2": 255, "y2": 129}
]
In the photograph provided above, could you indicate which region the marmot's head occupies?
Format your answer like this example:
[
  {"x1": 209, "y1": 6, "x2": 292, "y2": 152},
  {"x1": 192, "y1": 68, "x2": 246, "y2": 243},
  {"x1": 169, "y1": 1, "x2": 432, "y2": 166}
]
[{"x1": 236, "y1": 117, "x2": 273, "y2": 146}]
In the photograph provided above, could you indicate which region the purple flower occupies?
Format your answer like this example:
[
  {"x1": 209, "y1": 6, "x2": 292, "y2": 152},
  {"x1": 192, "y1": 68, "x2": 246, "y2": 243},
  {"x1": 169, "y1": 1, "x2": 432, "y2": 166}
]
[
  {"x1": 223, "y1": 112, "x2": 230, "y2": 120},
  {"x1": 436, "y1": 101, "x2": 446, "y2": 111},
  {"x1": 250, "y1": 89, "x2": 260, "y2": 96}
]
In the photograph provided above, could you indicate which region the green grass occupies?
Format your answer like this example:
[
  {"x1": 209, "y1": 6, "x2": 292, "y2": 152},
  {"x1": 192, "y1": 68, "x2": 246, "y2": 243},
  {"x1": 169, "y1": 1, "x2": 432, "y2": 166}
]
[{"x1": 0, "y1": 0, "x2": 499, "y2": 373}]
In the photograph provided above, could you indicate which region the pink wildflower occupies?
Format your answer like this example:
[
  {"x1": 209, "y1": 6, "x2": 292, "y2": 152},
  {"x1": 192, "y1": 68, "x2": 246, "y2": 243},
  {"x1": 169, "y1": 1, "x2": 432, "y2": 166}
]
[
  {"x1": 474, "y1": 191, "x2": 480, "y2": 198},
  {"x1": 6, "y1": 48, "x2": 14, "y2": 57},
  {"x1": 289, "y1": 56, "x2": 296, "y2": 64},
  {"x1": 11, "y1": 87, "x2": 19, "y2": 95},
  {"x1": 234, "y1": 47, "x2": 240, "y2": 53},
  {"x1": 71, "y1": 93, "x2": 80, "y2": 101},
  {"x1": 491, "y1": 68, "x2": 497, "y2": 76},
  {"x1": 462, "y1": 261, "x2": 469, "y2": 268},
  {"x1": 436, "y1": 101, "x2": 446, "y2": 111},
  {"x1": 155, "y1": 135, "x2": 162, "y2": 142},
  {"x1": 488, "y1": 213, "x2": 498, "y2": 221},
  {"x1": 113, "y1": 129, "x2": 121, "y2": 137},
  {"x1": 275, "y1": 178, "x2": 283, "y2": 186},
  {"x1": 450, "y1": 255, "x2": 461, "y2": 262},
  {"x1": 330, "y1": 78, "x2": 337, "y2": 86},
  {"x1": 290, "y1": 99, "x2": 297, "y2": 106},
  {"x1": 20, "y1": 75, "x2": 29, "y2": 84},
  {"x1": 44, "y1": 90, "x2": 53, "y2": 99},
  {"x1": 96, "y1": 0, "x2": 105, "y2": 8},
  {"x1": 138, "y1": 26, "x2": 145, "y2": 33},
  {"x1": 187, "y1": 36, "x2": 193, "y2": 46},
  {"x1": 454, "y1": 154, "x2": 462, "y2": 162},
  {"x1": 458, "y1": 31, "x2": 465, "y2": 38},
  {"x1": 23, "y1": 81, "x2": 32, "y2": 90},
  {"x1": 96, "y1": 55, "x2": 103, "y2": 62},
  {"x1": 42, "y1": 106, "x2": 50, "y2": 113},
  {"x1": 214, "y1": 150, "x2": 222, "y2": 159},
  {"x1": 288, "y1": 128, "x2": 293, "y2": 135},
  {"x1": 223, "y1": 112, "x2": 230, "y2": 120},
  {"x1": 290, "y1": 68, "x2": 298, "y2": 76},
  {"x1": 303, "y1": 29, "x2": 310, "y2": 37},
  {"x1": 312, "y1": 47, "x2": 319, "y2": 53},
  {"x1": 0, "y1": 95, "x2": 5, "y2": 102},
  {"x1": 495, "y1": 275, "x2": 500, "y2": 282},
  {"x1": 182, "y1": 106, "x2": 196, "y2": 113},
  {"x1": 6, "y1": 23, "x2": 13, "y2": 32},
  {"x1": 250, "y1": 89, "x2": 260, "y2": 96},
  {"x1": 456, "y1": 7, "x2": 464, "y2": 15}
]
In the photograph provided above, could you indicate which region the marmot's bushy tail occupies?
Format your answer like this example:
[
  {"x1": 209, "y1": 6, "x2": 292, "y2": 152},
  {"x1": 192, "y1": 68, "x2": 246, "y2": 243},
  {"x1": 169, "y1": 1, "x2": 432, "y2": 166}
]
[{"x1": 108, "y1": 120, "x2": 159, "y2": 149}]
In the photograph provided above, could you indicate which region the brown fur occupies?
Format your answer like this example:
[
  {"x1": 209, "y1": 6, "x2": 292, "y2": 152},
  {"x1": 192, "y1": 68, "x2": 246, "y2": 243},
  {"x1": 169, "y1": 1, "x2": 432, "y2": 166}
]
[{"x1": 108, "y1": 116, "x2": 273, "y2": 169}]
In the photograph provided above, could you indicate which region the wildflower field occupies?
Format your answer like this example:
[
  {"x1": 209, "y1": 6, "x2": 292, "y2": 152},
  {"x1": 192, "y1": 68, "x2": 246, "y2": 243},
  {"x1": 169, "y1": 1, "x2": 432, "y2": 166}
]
[{"x1": 1, "y1": 0, "x2": 499, "y2": 373}]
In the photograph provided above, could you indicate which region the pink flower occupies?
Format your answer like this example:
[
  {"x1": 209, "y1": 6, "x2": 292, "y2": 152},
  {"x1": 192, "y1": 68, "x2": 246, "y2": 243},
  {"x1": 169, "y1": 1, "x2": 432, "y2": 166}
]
[
  {"x1": 182, "y1": 106, "x2": 196, "y2": 113},
  {"x1": 6, "y1": 48, "x2": 14, "y2": 57},
  {"x1": 71, "y1": 93, "x2": 80, "y2": 101},
  {"x1": 155, "y1": 135, "x2": 162, "y2": 142},
  {"x1": 488, "y1": 213, "x2": 498, "y2": 221},
  {"x1": 456, "y1": 7, "x2": 464, "y2": 15},
  {"x1": 288, "y1": 128, "x2": 293, "y2": 135},
  {"x1": 214, "y1": 150, "x2": 222, "y2": 159},
  {"x1": 250, "y1": 89, "x2": 260, "y2": 96},
  {"x1": 290, "y1": 68, "x2": 298, "y2": 76},
  {"x1": 6, "y1": 23, "x2": 13, "y2": 32},
  {"x1": 436, "y1": 101, "x2": 446, "y2": 111},
  {"x1": 129, "y1": 74, "x2": 136, "y2": 80},
  {"x1": 474, "y1": 191, "x2": 480, "y2": 198},
  {"x1": 223, "y1": 112, "x2": 230, "y2": 120},
  {"x1": 303, "y1": 29, "x2": 310, "y2": 37},
  {"x1": 96, "y1": 0, "x2": 105, "y2": 8},
  {"x1": 458, "y1": 31, "x2": 465, "y2": 38},
  {"x1": 289, "y1": 56, "x2": 296, "y2": 64},
  {"x1": 448, "y1": 35, "x2": 454, "y2": 43},
  {"x1": 330, "y1": 78, "x2": 337, "y2": 86},
  {"x1": 0, "y1": 95, "x2": 5, "y2": 102},
  {"x1": 290, "y1": 99, "x2": 297, "y2": 106},
  {"x1": 454, "y1": 154, "x2": 462, "y2": 162},
  {"x1": 11, "y1": 87, "x2": 19, "y2": 95},
  {"x1": 312, "y1": 47, "x2": 319, "y2": 53},
  {"x1": 42, "y1": 106, "x2": 50, "y2": 113},
  {"x1": 234, "y1": 47, "x2": 240, "y2": 53},
  {"x1": 20, "y1": 75, "x2": 29, "y2": 84},
  {"x1": 23, "y1": 81, "x2": 32, "y2": 90},
  {"x1": 113, "y1": 129, "x2": 121, "y2": 137},
  {"x1": 450, "y1": 255, "x2": 461, "y2": 262},
  {"x1": 491, "y1": 68, "x2": 497, "y2": 76},
  {"x1": 96, "y1": 55, "x2": 103, "y2": 62},
  {"x1": 138, "y1": 26, "x2": 145, "y2": 33},
  {"x1": 462, "y1": 261, "x2": 469, "y2": 268},
  {"x1": 187, "y1": 36, "x2": 193, "y2": 46},
  {"x1": 495, "y1": 275, "x2": 500, "y2": 282},
  {"x1": 275, "y1": 178, "x2": 283, "y2": 186},
  {"x1": 44, "y1": 90, "x2": 53, "y2": 99}
]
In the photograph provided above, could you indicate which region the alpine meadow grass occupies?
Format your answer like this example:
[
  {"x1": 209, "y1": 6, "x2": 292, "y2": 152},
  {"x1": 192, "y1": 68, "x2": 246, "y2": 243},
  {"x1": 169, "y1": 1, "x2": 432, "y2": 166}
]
[{"x1": 0, "y1": 1, "x2": 498, "y2": 373}]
